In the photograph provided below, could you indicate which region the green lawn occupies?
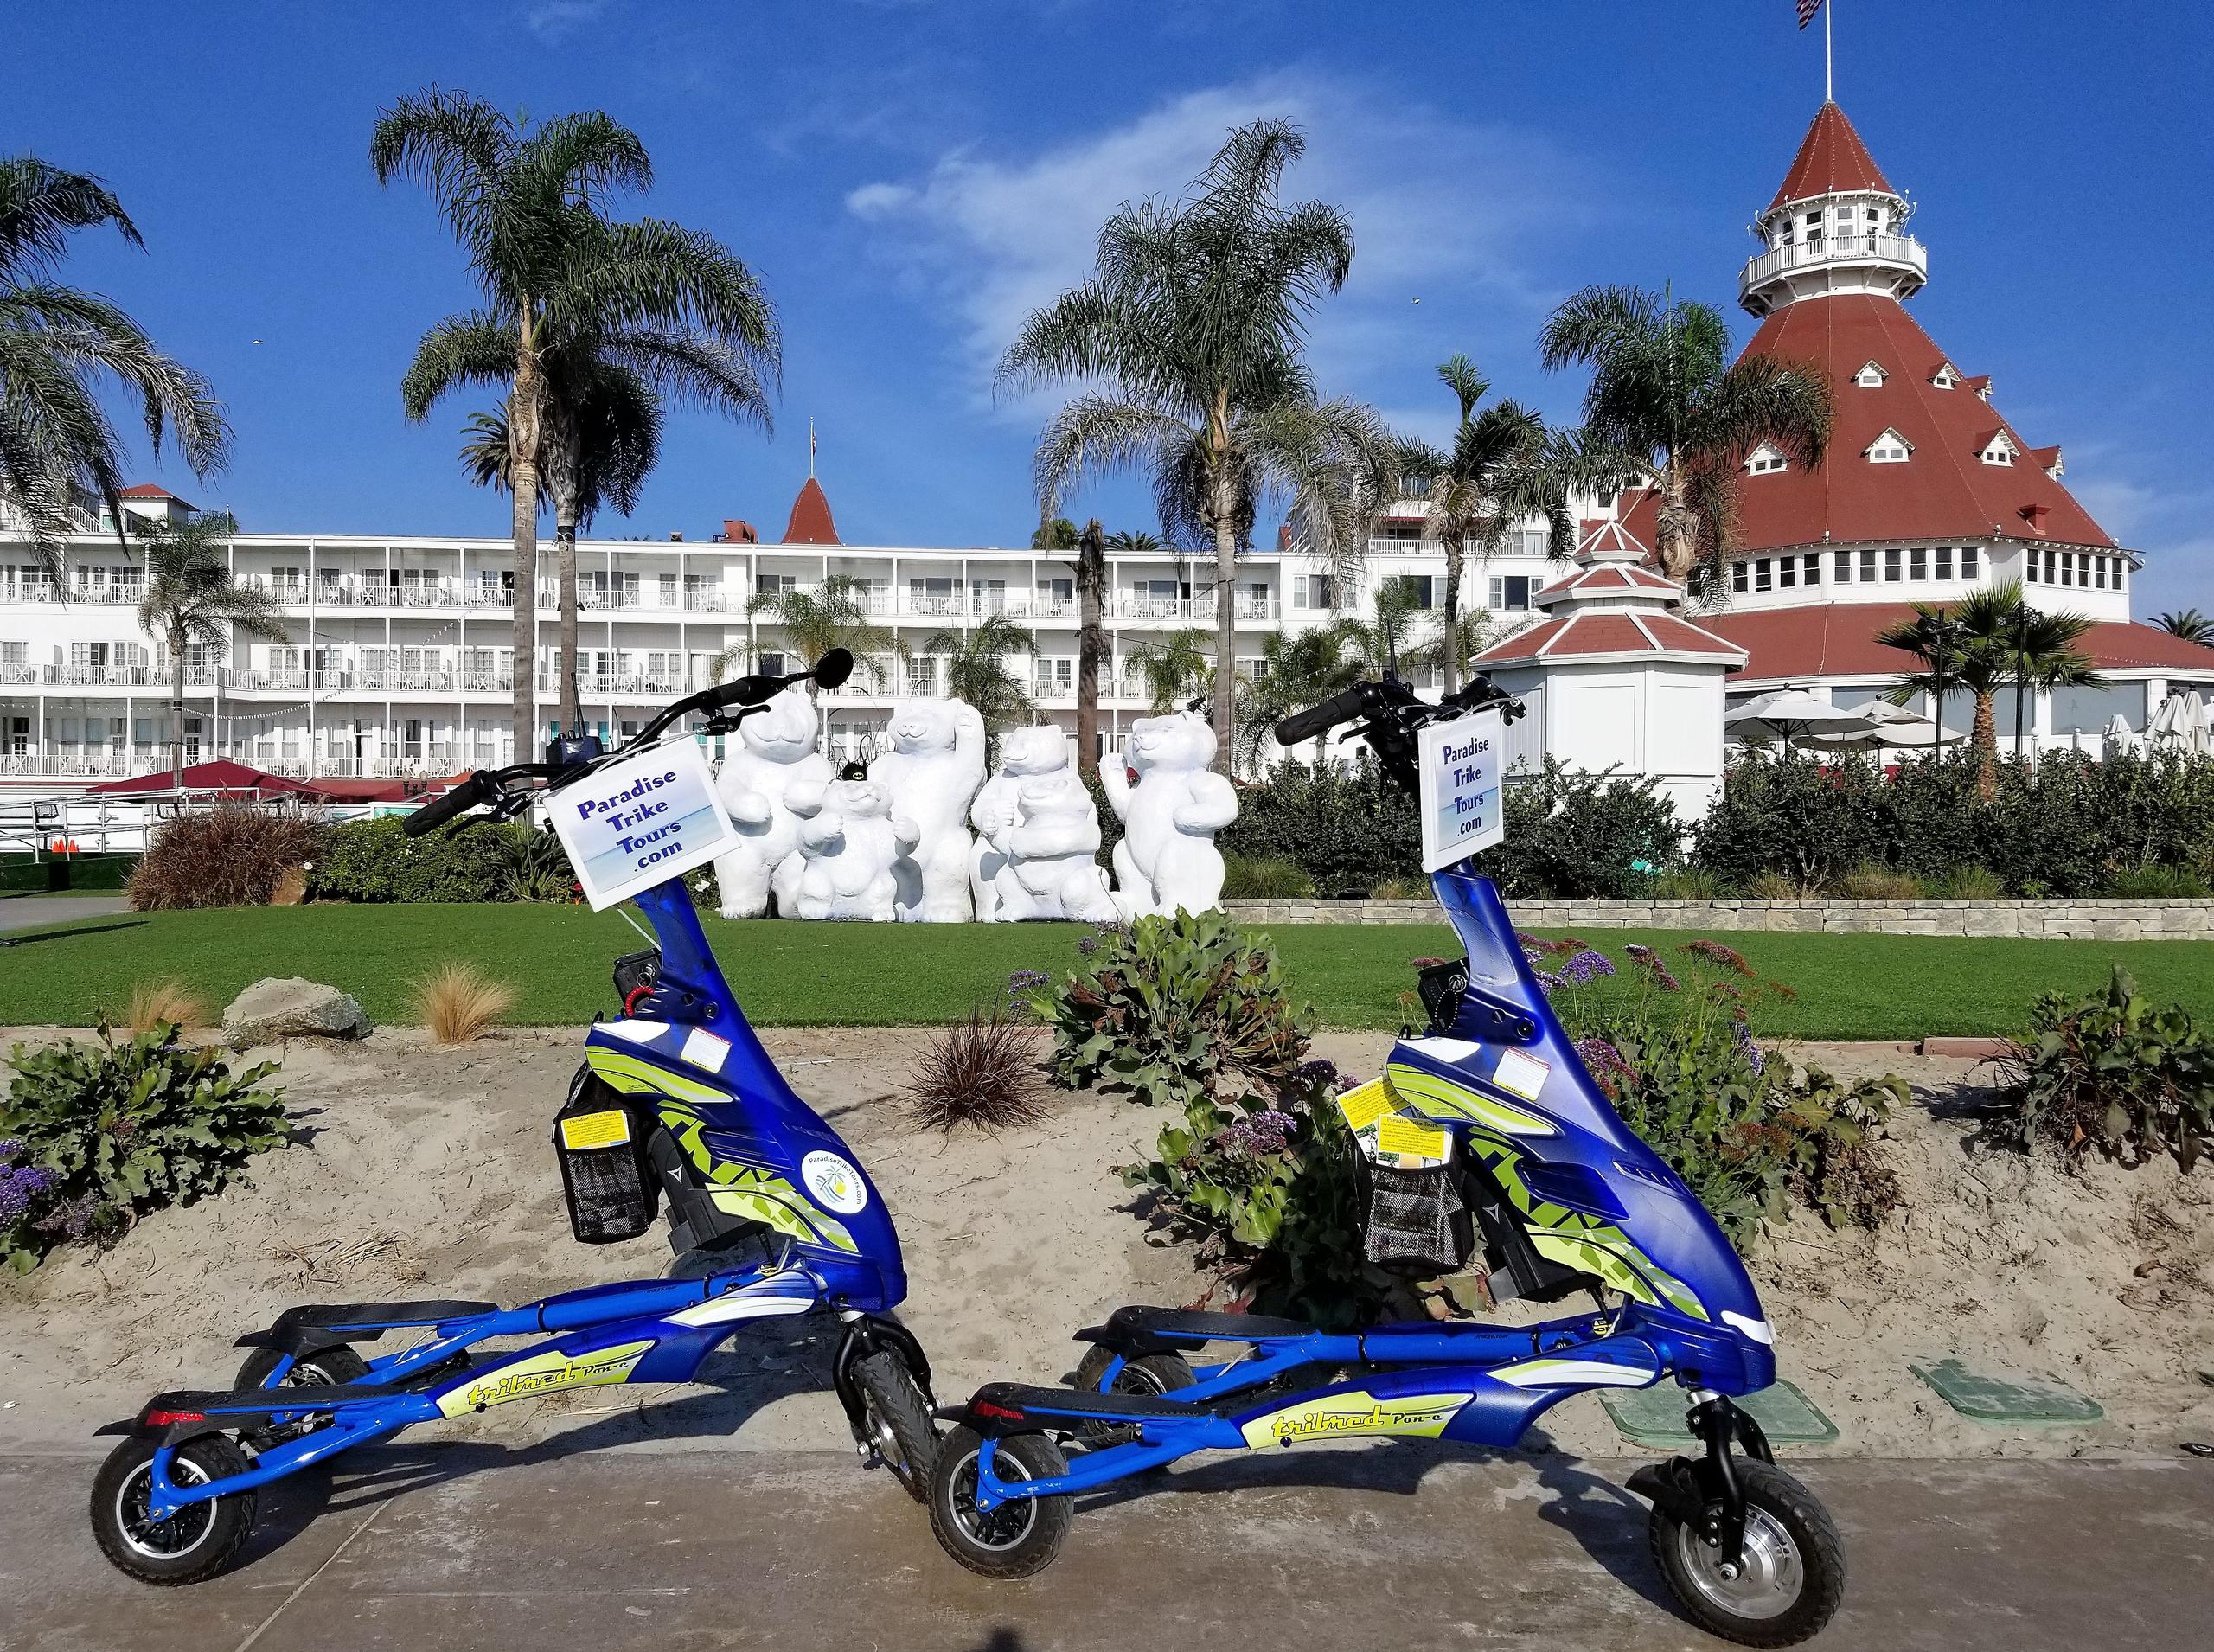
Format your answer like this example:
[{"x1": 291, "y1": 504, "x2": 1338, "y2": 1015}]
[{"x1": 1, "y1": 904, "x2": 2207, "y2": 1039}]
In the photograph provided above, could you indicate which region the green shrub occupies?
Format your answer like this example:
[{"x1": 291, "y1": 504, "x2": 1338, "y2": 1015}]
[
  {"x1": 1839, "y1": 862, "x2": 1922, "y2": 900},
  {"x1": 1223, "y1": 757, "x2": 1419, "y2": 897},
  {"x1": 1122, "y1": 1059, "x2": 1386, "y2": 1327},
  {"x1": 1, "y1": 1026, "x2": 287, "y2": 1271},
  {"x1": 307, "y1": 816, "x2": 562, "y2": 903},
  {"x1": 1929, "y1": 863, "x2": 2005, "y2": 899},
  {"x1": 2101, "y1": 863, "x2": 2211, "y2": 898},
  {"x1": 1549, "y1": 941, "x2": 1907, "y2": 1249},
  {"x1": 1985, "y1": 967, "x2": 2213, "y2": 1170},
  {"x1": 1027, "y1": 912, "x2": 1315, "y2": 1108},
  {"x1": 1652, "y1": 865, "x2": 1724, "y2": 898},
  {"x1": 128, "y1": 808, "x2": 322, "y2": 910},
  {"x1": 1221, "y1": 853, "x2": 1315, "y2": 900},
  {"x1": 1370, "y1": 876, "x2": 1428, "y2": 899}
]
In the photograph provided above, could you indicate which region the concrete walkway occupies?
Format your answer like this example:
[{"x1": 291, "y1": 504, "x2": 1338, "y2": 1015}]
[
  {"x1": 0, "y1": 893, "x2": 131, "y2": 935},
  {"x1": 5, "y1": 1446, "x2": 2206, "y2": 1650}
]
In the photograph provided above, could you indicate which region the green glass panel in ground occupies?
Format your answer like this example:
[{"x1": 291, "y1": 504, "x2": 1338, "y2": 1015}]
[
  {"x1": 1598, "y1": 1380, "x2": 1840, "y2": 1447},
  {"x1": 1908, "y1": 1358, "x2": 2105, "y2": 1425}
]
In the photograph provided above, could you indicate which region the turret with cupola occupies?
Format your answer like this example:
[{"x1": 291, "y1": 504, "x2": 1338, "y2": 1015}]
[{"x1": 1739, "y1": 103, "x2": 1925, "y2": 317}]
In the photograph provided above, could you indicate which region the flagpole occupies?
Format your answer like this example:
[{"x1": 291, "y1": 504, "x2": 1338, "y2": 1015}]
[{"x1": 1826, "y1": 0, "x2": 1834, "y2": 101}]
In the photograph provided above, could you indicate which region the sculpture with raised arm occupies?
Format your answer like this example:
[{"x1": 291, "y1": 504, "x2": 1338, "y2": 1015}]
[
  {"x1": 871, "y1": 698, "x2": 987, "y2": 922},
  {"x1": 710, "y1": 686, "x2": 833, "y2": 918},
  {"x1": 1098, "y1": 709, "x2": 1238, "y2": 918}
]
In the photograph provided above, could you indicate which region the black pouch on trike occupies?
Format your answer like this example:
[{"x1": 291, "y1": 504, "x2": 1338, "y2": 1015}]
[
  {"x1": 554, "y1": 1066, "x2": 658, "y2": 1244},
  {"x1": 1354, "y1": 1156, "x2": 1475, "y2": 1275}
]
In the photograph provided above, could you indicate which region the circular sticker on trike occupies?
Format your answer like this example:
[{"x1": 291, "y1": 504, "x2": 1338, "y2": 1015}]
[{"x1": 801, "y1": 1150, "x2": 869, "y2": 1215}]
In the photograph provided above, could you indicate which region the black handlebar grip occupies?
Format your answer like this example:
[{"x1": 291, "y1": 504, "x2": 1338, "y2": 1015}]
[
  {"x1": 1275, "y1": 685, "x2": 1373, "y2": 746},
  {"x1": 403, "y1": 773, "x2": 487, "y2": 837}
]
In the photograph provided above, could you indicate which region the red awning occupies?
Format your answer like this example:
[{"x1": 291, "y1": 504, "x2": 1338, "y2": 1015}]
[{"x1": 86, "y1": 759, "x2": 326, "y2": 798}]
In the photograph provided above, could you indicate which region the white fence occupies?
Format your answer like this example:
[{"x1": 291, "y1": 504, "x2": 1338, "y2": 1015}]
[{"x1": 0, "y1": 792, "x2": 394, "y2": 857}]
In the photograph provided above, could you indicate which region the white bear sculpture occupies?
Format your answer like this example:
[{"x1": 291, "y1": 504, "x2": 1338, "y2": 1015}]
[
  {"x1": 995, "y1": 771, "x2": 1120, "y2": 922},
  {"x1": 969, "y1": 724, "x2": 1079, "y2": 919},
  {"x1": 1099, "y1": 710, "x2": 1238, "y2": 918},
  {"x1": 869, "y1": 698, "x2": 986, "y2": 922},
  {"x1": 710, "y1": 687, "x2": 833, "y2": 919},
  {"x1": 790, "y1": 778, "x2": 918, "y2": 922}
]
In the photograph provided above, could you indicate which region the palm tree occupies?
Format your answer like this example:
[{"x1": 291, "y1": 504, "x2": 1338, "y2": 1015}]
[
  {"x1": 1, "y1": 156, "x2": 229, "y2": 573},
  {"x1": 458, "y1": 364, "x2": 661, "y2": 720},
  {"x1": 1394, "y1": 354, "x2": 1577, "y2": 691},
  {"x1": 132, "y1": 511, "x2": 285, "y2": 788},
  {"x1": 2153, "y1": 609, "x2": 2213, "y2": 645},
  {"x1": 372, "y1": 88, "x2": 778, "y2": 757},
  {"x1": 1234, "y1": 624, "x2": 1360, "y2": 770},
  {"x1": 1330, "y1": 574, "x2": 1430, "y2": 675},
  {"x1": 1540, "y1": 285, "x2": 1831, "y2": 588},
  {"x1": 1072, "y1": 519, "x2": 1108, "y2": 766},
  {"x1": 1130, "y1": 629, "x2": 1213, "y2": 714},
  {"x1": 1993, "y1": 588, "x2": 2103, "y2": 762},
  {"x1": 745, "y1": 574, "x2": 901, "y2": 695},
  {"x1": 1878, "y1": 586, "x2": 2017, "y2": 798},
  {"x1": 1407, "y1": 607, "x2": 1496, "y2": 682},
  {"x1": 1030, "y1": 516, "x2": 1078, "y2": 550},
  {"x1": 999, "y1": 119, "x2": 1396, "y2": 774},
  {"x1": 928, "y1": 613, "x2": 1038, "y2": 762}
]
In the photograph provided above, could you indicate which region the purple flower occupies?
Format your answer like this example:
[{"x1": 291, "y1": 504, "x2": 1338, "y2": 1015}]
[
  {"x1": 1625, "y1": 944, "x2": 1681, "y2": 993},
  {"x1": 1078, "y1": 936, "x2": 1099, "y2": 956},
  {"x1": 1533, "y1": 969, "x2": 1566, "y2": 995},
  {"x1": 1292, "y1": 1058, "x2": 1340, "y2": 1088},
  {"x1": 1682, "y1": 938, "x2": 1755, "y2": 978},
  {"x1": 0, "y1": 1162, "x2": 58, "y2": 1222},
  {"x1": 35, "y1": 1190, "x2": 100, "y2": 1239},
  {"x1": 1558, "y1": 948, "x2": 1616, "y2": 986},
  {"x1": 1227, "y1": 1110, "x2": 1296, "y2": 1155},
  {"x1": 0, "y1": 1138, "x2": 23, "y2": 1162},
  {"x1": 1731, "y1": 1017, "x2": 1766, "y2": 1076}
]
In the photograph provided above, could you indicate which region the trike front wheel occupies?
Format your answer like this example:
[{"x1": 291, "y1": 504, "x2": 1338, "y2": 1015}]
[
  {"x1": 927, "y1": 1425, "x2": 1071, "y2": 1579},
  {"x1": 1648, "y1": 1460, "x2": 1845, "y2": 1647},
  {"x1": 90, "y1": 1434, "x2": 259, "y2": 1585},
  {"x1": 851, "y1": 1349, "x2": 936, "y2": 1503}
]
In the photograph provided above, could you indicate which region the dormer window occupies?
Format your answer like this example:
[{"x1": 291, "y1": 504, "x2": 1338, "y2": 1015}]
[
  {"x1": 1865, "y1": 429, "x2": 1913, "y2": 464},
  {"x1": 1854, "y1": 360, "x2": 1888, "y2": 388},
  {"x1": 1746, "y1": 443, "x2": 1788, "y2": 476},
  {"x1": 1978, "y1": 430, "x2": 2019, "y2": 467},
  {"x1": 1931, "y1": 363, "x2": 1960, "y2": 390}
]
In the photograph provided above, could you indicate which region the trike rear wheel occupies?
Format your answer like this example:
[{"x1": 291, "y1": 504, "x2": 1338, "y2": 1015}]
[
  {"x1": 1071, "y1": 1347, "x2": 1193, "y2": 1443},
  {"x1": 235, "y1": 1344, "x2": 370, "y2": 1389},
  {"x1": 927, "y1": 1425, "x2": 1071, "y2": 1579},
  {"x1": 1648, "y1": 1460, "x2": 1845, "y2": 1647},
  {"x1": 90, "y1": 1435, "x2": 258, "y2": 1585}
]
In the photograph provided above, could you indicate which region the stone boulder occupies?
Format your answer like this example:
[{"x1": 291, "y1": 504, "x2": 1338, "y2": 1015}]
[{"x1": 223, "y1": 976, "x2": 371, "y2": 1048}]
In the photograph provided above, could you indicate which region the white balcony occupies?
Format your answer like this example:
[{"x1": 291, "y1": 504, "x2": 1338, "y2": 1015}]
[{"x1": 1741, "y1": 232, "x2": 1927, "y2": 312}]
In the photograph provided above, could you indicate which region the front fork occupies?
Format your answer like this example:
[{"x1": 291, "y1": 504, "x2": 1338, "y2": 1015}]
[
  {"x1": 830, "y1": 1309, "x2": 937, "y2": 1459},
  {"x1": 1626, "y1": 1389, "x2": 1776, "y2": 1569}
]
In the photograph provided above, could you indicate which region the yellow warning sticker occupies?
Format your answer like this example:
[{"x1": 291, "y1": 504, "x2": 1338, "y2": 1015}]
[
  {"x1": 1336, "y1": 1078, "x2": 1394, "y2": 1130},
  {"x1": 560, "y1": 1109, "x2": 632, "y2": 1151},
  {"x1": 1378, "y1": 1115, "x2": 1449, "y2": 1161}
]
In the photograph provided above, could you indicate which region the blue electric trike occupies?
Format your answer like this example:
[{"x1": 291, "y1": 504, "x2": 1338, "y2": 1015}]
[
  {"x1": 927, "y1": 676, "x2": 1846, "y2": 1649},
  {"x1": 89, "y1": 649, "x2": 939, "y2": 1585}
]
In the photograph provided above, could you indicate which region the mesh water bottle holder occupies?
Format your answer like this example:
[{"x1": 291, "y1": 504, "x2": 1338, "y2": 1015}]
[{"x1": 1360, "y1": 1161, "x2": 1470, "y2": 1273}]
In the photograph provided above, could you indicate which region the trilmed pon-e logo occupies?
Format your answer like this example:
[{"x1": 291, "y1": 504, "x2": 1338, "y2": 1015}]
[
  {"x1": 437, "y1": 1341, "x2": 656, "y2": 1417},
  {"x1": 1238, "y1": 1390, "x2": 1474, "y2": 1447}
]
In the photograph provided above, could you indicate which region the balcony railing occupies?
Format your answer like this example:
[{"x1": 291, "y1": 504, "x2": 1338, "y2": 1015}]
[{"x1": 1741, "y1": 232, "x2": 1927, "y2": 294}]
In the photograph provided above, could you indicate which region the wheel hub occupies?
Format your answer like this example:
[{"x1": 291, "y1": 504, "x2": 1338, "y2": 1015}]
[
  {"x1": 950, "y1": 1449, "x2": 1037, "y2": 1551},
  {"x1": 117, "y1": 1457, "x2": 215, "y2": 1560},
  {"x1": 1677, "y1": 1506, "x2": 1802, "y2": 1620}
]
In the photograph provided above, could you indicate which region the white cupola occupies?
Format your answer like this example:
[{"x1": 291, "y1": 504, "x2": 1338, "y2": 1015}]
[{"x1": 1740, "y1": 103, "x2": 1927, "y2": 317}]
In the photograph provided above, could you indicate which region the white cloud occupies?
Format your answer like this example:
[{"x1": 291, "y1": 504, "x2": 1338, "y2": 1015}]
[
  {"x1": 524, "y1": 0, "x2": 610, "y2": 43},
  {"x1": 842, "y1": 69, "x2": 1597, "y2": 414}
]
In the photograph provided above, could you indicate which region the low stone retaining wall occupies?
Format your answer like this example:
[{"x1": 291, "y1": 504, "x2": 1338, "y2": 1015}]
[{"x1": 1221, "y1": 897, "x2": 2214, "y2": 940}]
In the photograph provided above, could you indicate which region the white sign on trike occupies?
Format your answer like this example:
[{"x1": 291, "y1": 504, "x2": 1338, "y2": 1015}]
[
  {"x1": 547, "y1": 737, "x2": 742, "y2": 911},
  {"x1": 1417, "y1": 708, "x2": 1505, "y2": 872}
]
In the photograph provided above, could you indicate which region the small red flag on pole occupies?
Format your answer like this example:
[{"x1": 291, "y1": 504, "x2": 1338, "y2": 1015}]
[{"x1": 1797, "y1": 0, "x2": 1824, "y2": 26}]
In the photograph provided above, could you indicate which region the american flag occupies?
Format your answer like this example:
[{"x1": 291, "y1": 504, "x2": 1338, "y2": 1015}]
[{"x1": 1798, "y1": 0, "x2": 1824, "y2": 27}]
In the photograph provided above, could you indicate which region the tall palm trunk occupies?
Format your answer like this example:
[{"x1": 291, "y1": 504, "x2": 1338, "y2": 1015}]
[
  {"x1": 556, "y1": 515, "x2": 581, "y2": 733},
  {"x1": 509, "y1": 310, "x2": 543, "y2": 762},
  {"x1": 1207, "y1": 402, "x2": 1237, "y2": 775},
  {"x1": 170, "y1": 624, "x2": 187, "y2": 790},
  {"x1": 1655, "y1": 465, "x2": 1698, "y2": 582},
  {"x1": 1441, "y1": 536, "x2": 1464, "y2": 695},
  {"x1": 1972, "y1": 690, "x2": 1998, "y2": 801},
  {"x1": 1075, "y1": 518, "x2": 1105, "y2": 767}
]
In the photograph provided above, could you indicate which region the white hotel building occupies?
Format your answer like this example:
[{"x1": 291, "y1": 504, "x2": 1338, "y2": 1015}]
[{"x1": 0, "y1": 475, "x2": 1563, "y2": 791}]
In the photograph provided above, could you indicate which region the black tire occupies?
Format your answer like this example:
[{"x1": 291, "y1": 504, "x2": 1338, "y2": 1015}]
[
  {"x1": 90, "y1": 1434, "x2": 258, "y2": 1586},
  {"x1": 235, "y1": 1344, "x2": 371, "y2": 1390},
  {"x1": 1648, "y1": 1460, "x2": 1846, "y2": 1648},
  {"x1": 927, "y1": 1425, "x2": 1072, "y2": 1580},
  {"x1": 852, "y1": 1349, "x2": 937, "y2": 1504},
  {"x1": 1071, "y1": 1346, "x2": 1194, "y2": 1442}
]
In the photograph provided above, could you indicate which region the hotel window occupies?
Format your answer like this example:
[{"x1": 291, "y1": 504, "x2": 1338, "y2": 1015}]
[
  {"x1": 1489, "y1": 574, "x2": 1533, "y2": 611},
  {"x1": 1778, "y1": 558, "x2": 1796, "y2": 589},
  {"x1": 1802, "y1": 210, "x2": 1824, "y2": 241},
  {"x1": 2062, "y1": 554, "x2": 2076, "y2": 587},
  {"x1": 1859, "y1": 547, "x2": 1878, "y2": 582},
  {"x1": 1932, "y1": 364, "x2": 1960, "y2": 389},
  {"x1": 2095, "y1": 557, "x2": 2108, "y2": 590},
  {"x1": 1754, "y1": 559, "x2": 1773, "y2": 592},
  {"x1": 1910, "y1": 547, "x2": 1928, "y2": 580},
  {"x1": 1853, "y1": 361, "x2": 1887, "y2": 388},
  {"x1": 1867, "y1": 432, "x2": 1910, "y2": 464},
  {"x1": 1291, "y1": 573, "x2": 1335, "y2": 611},
  {"x1": 2115, "y1": 561, "x2": 2128, "y2": 594},
  {"x1": 1802, "y1": 554, "x2": 1821, "y2": 585},
  {"x1": 1936, "y1": 546, "x2": 1954, "y2": 580},
  {"x1": 1962, "y1": 547, "x2": 1980, "y2": 580},
  {"x1": 757, "y1": 572, "x2": 796, "y2": 599},
  {"x1": 1747, "y1": 445, "x2": 1787, "y2": 475},
  {"x1": 1731, "y1": 561, "x2": 1750, "y2": 593},
  {"x1": 905, "y1": 656, "x2": 937, "y2": 696},
  {"x1": 1884, "y1": 548, "x2": 1903, "y2": 582},
  {"x1": 1833, "y1": 549, "x2": 1852, "y2": 583}
]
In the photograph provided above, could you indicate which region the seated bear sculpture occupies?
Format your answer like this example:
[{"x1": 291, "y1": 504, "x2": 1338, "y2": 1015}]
[
  {"x1": 869, "y1": 698, "x2": 986, "y2": 922},
  {"x1": 1099, "y1": 710, "x2": 1238, "y2": 918},
  {"x1": 969, "y1": 724, "x2": 1079, "y2": 920},
  {"x1": 710, "y1": 686, "x2": 833, "y2": 919},
  {"x1": 994, "y1": 771, "x2": 1119, "y2": 922},
  {"x1": 790, "y1": 778, "x2": 919, "y2": 922}
]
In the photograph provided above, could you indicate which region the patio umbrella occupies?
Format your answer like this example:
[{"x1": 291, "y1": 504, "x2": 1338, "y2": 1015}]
[
  {"x1": 1802, "y1": 701, "x2": 1963, "y2": 752},
  {"x1": 1724, "y1": 688, "x2": 1881, "y2": 754},
  {"x1": 2102, "y1": 714, "x2": 2138, "y2": 758},
  {"x1": 2147, "y1": 691, "x2": 2209, "y2": 754}
]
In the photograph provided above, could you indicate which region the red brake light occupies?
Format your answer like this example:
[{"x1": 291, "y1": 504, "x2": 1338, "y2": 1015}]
[
  {"x1": 144, "y1": 1410, "x2": 206, "y2": 1426},
  {"x1": 974, "y1": 1400, "x2": 1026, "y2": 1423}
]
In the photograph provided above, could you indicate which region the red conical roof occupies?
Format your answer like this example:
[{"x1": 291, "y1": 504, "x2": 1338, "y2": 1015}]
[
  {"x1": 1768, "y1": 103, "x2": 1895, "y2": 210},
  {"x1": 779, "y1": 477, "x2": 841, "y2": 545}
]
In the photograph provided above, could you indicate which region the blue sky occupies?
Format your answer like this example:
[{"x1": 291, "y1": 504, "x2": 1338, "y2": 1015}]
[{"x1": 7, "y1": 1, "x2": 2211, "y2": 607}]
